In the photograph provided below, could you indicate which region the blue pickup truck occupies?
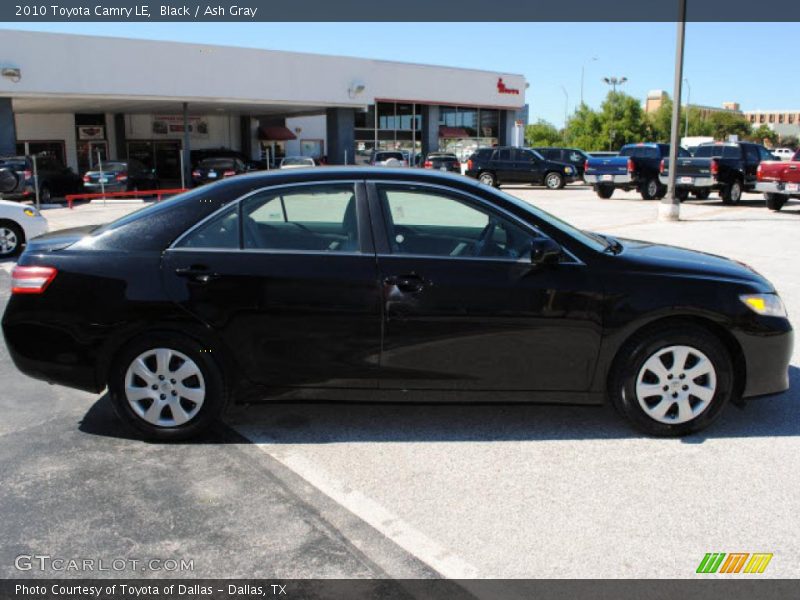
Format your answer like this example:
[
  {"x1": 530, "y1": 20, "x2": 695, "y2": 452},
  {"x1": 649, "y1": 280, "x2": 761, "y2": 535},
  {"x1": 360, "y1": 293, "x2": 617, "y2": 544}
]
[{"x1": 584, "y1": 143, "x2": 690, "y2": 200}]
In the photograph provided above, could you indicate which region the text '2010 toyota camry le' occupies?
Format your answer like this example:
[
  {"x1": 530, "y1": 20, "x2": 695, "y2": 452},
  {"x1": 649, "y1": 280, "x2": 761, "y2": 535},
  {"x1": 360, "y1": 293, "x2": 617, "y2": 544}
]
[{"x1": 2, "y1": 168, "x2": 793, "y2": 440}]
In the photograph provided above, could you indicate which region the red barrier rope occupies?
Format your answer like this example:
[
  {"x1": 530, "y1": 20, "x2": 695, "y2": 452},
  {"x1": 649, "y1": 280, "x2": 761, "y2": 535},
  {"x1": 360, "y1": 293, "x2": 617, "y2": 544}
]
[{"x1": 65, "y1": 188, "x2": 188, "y2": 209}]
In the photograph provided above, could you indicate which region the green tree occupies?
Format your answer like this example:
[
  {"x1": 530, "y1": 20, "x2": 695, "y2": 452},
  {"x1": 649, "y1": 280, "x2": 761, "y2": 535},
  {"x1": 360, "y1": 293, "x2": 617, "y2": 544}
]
[
  {"x1": 705, "y1": 111, "x2": 752, "y2": 141},
  {"x1": 563, "y1": 103, "x2": 604, "y2": 151},
  {"x1": 779, "y1": 135, "x2": 799, "y2": 149},
  {"x1": 748, "y1": 124, "x2": 778, "y2": 146},
  {"x1": 646, "y1": 95, "x2": 676, "y2": 142},
  {"x1": 599, "y1": 91, "x2": 648, "y2": 150},
  {"x1": 524, "y1": 119, "x2": 563, "y2": 147}
]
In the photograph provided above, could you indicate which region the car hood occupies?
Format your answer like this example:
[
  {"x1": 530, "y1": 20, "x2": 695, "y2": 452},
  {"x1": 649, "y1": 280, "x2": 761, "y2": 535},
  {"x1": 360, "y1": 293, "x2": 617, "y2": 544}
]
[
  {"x1": 23, "y1": 224, "x2": 97, "y2": 252},
  {"x1": 614, "y1": 237, "x2": 773, "y2": 291}
]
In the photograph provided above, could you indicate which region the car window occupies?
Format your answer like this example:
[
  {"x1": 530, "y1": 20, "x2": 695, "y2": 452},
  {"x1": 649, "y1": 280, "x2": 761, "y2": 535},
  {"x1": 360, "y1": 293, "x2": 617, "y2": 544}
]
[
  {"x1": 242, "y1": 183, "x2": 359, "y2": 252},
  {"x1": 568, "y1": 151, "x2": 583, "y2": 163},
  {"x1": 175, "y1": 204, "x2": 240, "y2": 249},
  {"x1": 377, "y1": 184, "x2": 538, "y2": 261},
  {"x1": 758, "y1": 146, "x2": 775, "y2": 161},
  {"x1": 199, "y1": 158, "x2": 235, "y2": 169},
  {"x1": 375, "y1": 152, "x2": 404, "y2": 161},
  {"x1": 494, "y1": 149, "x2": 510, "y2": 161},
  {"x1": 744, "y1": 145, "x2": 760, "y2": 163}
]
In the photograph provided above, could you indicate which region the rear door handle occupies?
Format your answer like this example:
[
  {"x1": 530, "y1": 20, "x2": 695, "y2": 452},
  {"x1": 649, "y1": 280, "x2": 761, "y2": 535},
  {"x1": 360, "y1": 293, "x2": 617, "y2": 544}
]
[
  {"x1": 175, "y1": 265, "x2": 220, "y2": 283},
  {"x1": 384, "y1": 274, "x2": 426, "y2": 293}
]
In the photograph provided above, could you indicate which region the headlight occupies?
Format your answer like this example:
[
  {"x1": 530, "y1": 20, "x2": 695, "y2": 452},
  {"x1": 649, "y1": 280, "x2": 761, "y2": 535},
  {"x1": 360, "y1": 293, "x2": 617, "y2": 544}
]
[
  {"x1": 564, "y1": 166, "x2": 573, "y2": 174},
  {"x1": 23, "y1": 208, "x2": 39, "y2": 217},
  {"x1": 740, "y1": 293, "x2": 787, "y2": 318}
]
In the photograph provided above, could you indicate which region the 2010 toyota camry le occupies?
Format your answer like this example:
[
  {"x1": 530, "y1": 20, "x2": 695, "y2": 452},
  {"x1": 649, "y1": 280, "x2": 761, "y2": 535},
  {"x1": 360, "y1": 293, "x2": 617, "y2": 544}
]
[{"x1": 2, "y1": 168, "x2": 793, "y2": 440}]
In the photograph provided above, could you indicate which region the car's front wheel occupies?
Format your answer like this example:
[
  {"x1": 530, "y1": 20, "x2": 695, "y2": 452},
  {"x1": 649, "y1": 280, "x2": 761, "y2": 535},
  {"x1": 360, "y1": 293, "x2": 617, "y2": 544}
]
[
  {"x1": 478, "y1": 172, "x2": 497, "y2": 187},
  {"x1": 109, "y1": 334, "x2": 225, "y2": 440},
  {"x1": 0, "y1": 220, "x2": 24, "y2": 258},
  {"x1": 544, "y1": 171, "x2": 565, "y2": 190},
  {"x1": 610, "y1": 325, "x2": 733, "y2": 436}
]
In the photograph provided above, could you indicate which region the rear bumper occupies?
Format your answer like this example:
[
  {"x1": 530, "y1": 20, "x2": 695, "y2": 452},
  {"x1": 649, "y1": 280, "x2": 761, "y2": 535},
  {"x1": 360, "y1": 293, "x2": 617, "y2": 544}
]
[
  {"x1": 756, "y1": 181, "x2": 800, "y2": 197},
  {"x1": 735, "y1": 319, "x2": 794, "y2": 398},
  {"x1": 659, "y1": 175, "x2": 716, "y2": 188},
  {"x1": 585, "y1": 174, "x2": 632, "y2": 185}
]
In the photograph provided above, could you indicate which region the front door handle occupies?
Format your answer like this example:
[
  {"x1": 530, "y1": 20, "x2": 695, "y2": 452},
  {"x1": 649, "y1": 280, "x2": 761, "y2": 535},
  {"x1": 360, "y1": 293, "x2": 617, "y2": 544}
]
[
  {"x1": 175, "y1": 265, "x2": 220, "y2": 283},
  {"x1": 384, "y1": 274, "x2": 426, "y2": 293}
]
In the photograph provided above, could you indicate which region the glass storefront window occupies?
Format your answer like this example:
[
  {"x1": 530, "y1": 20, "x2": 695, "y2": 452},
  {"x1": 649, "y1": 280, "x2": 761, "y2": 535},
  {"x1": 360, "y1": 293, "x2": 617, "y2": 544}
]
[
  {"x1": 354, "y1": 106, "x2": 375, "y2": 129},
  {"x1": 378, "y1": 103, "x2": 397, "y2": 130},
  {"x1": 479, "y1": 110, "x2": 499, "y2": 138}
]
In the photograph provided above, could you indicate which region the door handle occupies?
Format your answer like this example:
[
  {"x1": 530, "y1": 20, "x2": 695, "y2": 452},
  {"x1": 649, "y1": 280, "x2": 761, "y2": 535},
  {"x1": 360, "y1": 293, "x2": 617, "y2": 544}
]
[
  {"x1": 175, "y1": 265, "x2": 220, "y2": 283},
  {"x1": 384, "y1": 274, "x2": 426, "y2": 293}
]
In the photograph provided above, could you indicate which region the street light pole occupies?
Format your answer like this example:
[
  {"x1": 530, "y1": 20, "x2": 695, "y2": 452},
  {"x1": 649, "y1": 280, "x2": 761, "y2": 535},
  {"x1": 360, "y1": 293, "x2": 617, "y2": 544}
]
[
  {"x1": 580, "y1": 57, "x2": 597, "y2": 106},
  {"x1": 560, "y1": 85, "x2": 569, "y2": 126},
  {"x1": 683, "y1": 78, "x2": 691, "y2": 138},
  {"x1": 602, "y1": 76, "x2": 628, "y2": 93},
  {"x1": 660, "y1": 0, "x2": 687, "y2": 222}
]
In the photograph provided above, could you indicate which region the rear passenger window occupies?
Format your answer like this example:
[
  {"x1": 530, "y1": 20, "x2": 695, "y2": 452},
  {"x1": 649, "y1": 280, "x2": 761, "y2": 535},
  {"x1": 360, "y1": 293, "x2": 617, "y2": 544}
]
[
  {"x1": 242, "y1": 184, "x2": 359, "y2": 252},
  {"x1": 496, "y1": 149, "x2": 511, "y2": 161},
  {"x1": 176, "y1": 204, "x2": 239, "y2": 249}
]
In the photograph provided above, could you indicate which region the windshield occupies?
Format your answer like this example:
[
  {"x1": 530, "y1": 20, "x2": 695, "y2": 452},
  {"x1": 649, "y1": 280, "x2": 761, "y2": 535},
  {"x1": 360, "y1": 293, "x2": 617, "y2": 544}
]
[
  {"x1": 376, "y1": 152, "x2": 404, "y2": 161},
  {"x1": 488, "y1": 186, "x2": 608, "y2": 252},
  {"x1": 693, "y1": 145, "x2": 740, "y2": 159},
  {"x1": 94, "y1": 162, "x2": 127, "y2": 172}
]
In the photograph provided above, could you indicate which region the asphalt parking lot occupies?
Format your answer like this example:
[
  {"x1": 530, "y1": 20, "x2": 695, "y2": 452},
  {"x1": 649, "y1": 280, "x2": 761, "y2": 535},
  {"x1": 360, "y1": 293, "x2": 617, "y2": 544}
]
[{"x1": 1, "y1": 186, "x2": 798, "y2": 580}]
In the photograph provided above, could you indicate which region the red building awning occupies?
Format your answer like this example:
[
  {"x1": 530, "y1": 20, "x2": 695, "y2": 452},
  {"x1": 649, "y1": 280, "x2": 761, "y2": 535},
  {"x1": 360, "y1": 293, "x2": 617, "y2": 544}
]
[
  {"x1": 258, "y1": 126, "x2": 297, "y2": 141},
  {"x1": 439, "y1": 126, "x2": 471, "y2": 138}
]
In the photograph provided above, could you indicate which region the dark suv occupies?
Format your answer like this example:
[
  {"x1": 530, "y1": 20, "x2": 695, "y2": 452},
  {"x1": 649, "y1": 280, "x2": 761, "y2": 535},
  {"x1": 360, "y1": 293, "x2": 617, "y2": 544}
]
[
  {"x1": 465, "y1": 147, "x2": 577, "y2": 189},
  {"x1": 0, "y1": 155, "x2": 83, "y2": 202},
  {"x1": 533, "y1": 147, "x2": 591, "y2": 179}
]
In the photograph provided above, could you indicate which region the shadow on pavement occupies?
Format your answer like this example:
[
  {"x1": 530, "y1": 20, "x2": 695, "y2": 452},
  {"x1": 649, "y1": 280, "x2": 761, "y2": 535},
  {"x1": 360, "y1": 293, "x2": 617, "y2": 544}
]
[{"x1": 80, "y1": 367, "x2": 800, "y2": 445}]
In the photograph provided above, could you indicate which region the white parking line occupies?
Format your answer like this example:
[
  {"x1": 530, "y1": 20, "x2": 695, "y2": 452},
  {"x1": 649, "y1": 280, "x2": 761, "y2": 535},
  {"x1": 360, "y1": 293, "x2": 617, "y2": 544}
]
[{"x1": 235, "y1": 425, "x2": 480, "y2": 579}]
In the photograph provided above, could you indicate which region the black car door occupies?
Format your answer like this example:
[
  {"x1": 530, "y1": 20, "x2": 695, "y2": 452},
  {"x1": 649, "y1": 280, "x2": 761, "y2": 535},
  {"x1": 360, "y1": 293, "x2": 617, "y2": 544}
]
[
  {"x1": 492, "y1": 148, "x2": 516, "y2": 182},
  {"x1": 514, "y1": 148, "x2": 545, "y2": 184},
  {"x1": 161, "y1": 180, "x2": 382, "y2": 389},
  {"x1": 368, "y1": 181, "x2": 603, "y2": 393},
  {"x1": 742, "y1": 144, "x2": 761, "y2": 187}
]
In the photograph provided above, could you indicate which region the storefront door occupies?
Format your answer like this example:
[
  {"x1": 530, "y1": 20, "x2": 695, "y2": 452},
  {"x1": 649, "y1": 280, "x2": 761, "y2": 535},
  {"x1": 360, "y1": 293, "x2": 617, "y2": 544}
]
[{"x1": 77, "y1": 141, "x2": 108, "y2": 174}]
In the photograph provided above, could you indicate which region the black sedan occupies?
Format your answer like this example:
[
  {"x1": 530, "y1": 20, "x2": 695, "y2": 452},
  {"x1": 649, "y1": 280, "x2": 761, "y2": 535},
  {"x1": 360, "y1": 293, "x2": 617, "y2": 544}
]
[
  {"x1": 422, "y1": 152, "x2": 461, "y2": 172},
  {"x1": 191, "y1": 157, "x2": 248, "y2": 186},
  {"x1": 2, "y1": 168, "x2": 792, "y2": 440},
  {"x1": 83, "y1": 159, "x2": 160, "y2": 194}
]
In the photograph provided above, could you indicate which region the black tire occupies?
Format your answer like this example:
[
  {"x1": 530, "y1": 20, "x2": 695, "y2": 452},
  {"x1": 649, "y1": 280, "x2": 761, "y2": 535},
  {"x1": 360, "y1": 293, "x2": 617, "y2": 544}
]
[
  {"x1": 693, "y1": 189, "x2": 711, "y2": 200},
  {"x1": 676, "y1": 189, "x2": 690, "y2": 202},
  {"x1": 596, "y1": 184, "x2": 614, "y2": 199},
  {"x1": 721, "y1": 179, "x2": 743, "y2": 204},
  {"x1": 609, "y1": 324, "x2": 734, "y2": 437},
  {"x1": 39, "y1": 185, "x2": 51, "y2": 203},
  {"x1": 544, "y1": 171, "x2": 565, "y2": 190},
  {"x1": 640, "y1": 177, "x2": 660, "y2": 200},
  {"x1": 0, "y1": 168, "x2": 19, "y2": 194},
  {"x1": 765, "y1": 193, "x2": 786, "y2": 212},
  {"x1": 478, "y1": 171, "x2": 497, "y2": 187},
  {"x1": 108, "y1": 332, "x2": 226, "y2": 441},
  {"x1": 0, "y1": 220, "x2": 24, "y2": 258}
]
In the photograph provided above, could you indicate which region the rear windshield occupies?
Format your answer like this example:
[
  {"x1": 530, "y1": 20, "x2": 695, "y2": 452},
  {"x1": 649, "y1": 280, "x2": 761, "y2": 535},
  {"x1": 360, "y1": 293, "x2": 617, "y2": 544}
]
[
  {"x1": 694, "y1": 145, "x2": 741, "y2": 159},
  {"x1": 281, "y1": 157, "x2": 314, "y2": 166},
  {"x1": 199, "y1": 158, "x2": 235, "y2": 169},
  {"x1": 427, "y1": 154, "x2": 457, "y2": 160},
  {"x1": 375, "y1": 152, "x2": 404, "y2": 161},
  {"x1": 97, "y1": 162, "x2": 127, "y2": 172},
  {"x1": 0, "y1": 158, "x2": 27, "y2": 170}
]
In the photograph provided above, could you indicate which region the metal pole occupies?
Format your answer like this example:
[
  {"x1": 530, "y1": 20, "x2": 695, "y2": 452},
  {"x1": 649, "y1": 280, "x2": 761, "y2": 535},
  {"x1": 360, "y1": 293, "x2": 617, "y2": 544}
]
[
  {"x1": 684, "y1": 78, "x2": 691, "y2": 139},
  {"x1": 660, "y1": 0, "x2": 687, "y2": 222},
  {"x1": 98, "y1": 149, "x2": 105, "y2": 205},
  {"x1": 32, "y1": 154, "x2": 40, "y2": 210},
  {"x1": 179, "y1": 150, "x2": 185, "y2": 190},
  {"x1": 182, "y1": 102, "x2": 190, "y2": 189},
  {"x1": 560, "y1": 86, "x2": 569, "y2": 127},
  {"x1": 580, "y1": 66, "x2": 585, "y2": 106}
]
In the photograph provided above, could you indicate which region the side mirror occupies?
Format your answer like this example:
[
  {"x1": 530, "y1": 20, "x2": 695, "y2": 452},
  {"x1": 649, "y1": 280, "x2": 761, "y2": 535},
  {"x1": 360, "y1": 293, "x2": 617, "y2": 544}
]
[{"x1": 530, "y1": 237, "x2": 562, "y2": 266}]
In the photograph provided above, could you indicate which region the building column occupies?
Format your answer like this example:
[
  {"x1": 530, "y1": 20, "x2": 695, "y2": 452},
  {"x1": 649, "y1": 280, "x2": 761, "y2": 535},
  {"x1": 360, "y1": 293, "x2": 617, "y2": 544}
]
[
  {"x1": 239, "y1": 116, "x2": 253, "y2": 160},
  {"x1": 498, "y1": 110, "x2": 516, "y2": 147},
  {"x1": 0, "y1": 98, "x2": 16, "y2": 156},
  {"x1": 326, "y1": 108, "x2": 355, "y2": 165},
  {"x1": 113, "y1": 113, "x2": 126, "y2": 160},
  {"x1": 420, "y1": 105, "x2": 440, "y2": 157},
  {"x1": 182, "y1": 102, "x2": 190, "y2": 187}
]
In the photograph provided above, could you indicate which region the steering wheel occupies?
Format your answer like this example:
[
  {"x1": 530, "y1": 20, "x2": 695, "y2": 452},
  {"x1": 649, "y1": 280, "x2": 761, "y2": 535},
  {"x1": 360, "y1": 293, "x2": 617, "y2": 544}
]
[{"x1": 472, "y1": 218, "x2": 498, "y2": 257}]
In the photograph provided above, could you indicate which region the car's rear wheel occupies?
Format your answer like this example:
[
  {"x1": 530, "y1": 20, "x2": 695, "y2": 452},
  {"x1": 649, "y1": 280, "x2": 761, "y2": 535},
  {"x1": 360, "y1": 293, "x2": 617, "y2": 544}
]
[
  {"x1": 765, "y1": 193, "x2": 786, "y2": 212},
  {"x1": 596, "y1": 184, "x2": 614, "y2": 199},
  {"x1": 609, "y1": 325, "x2": 733, "y2": 436},
  {"x1": 0, "y1": 221, "x2": 24, "y2": 258},
  {"x1": 693, "y1": 189, "x2": 711, "y2": 200},
  {"x1": 478, "y1": 172, "x2": 497, "y2": 187},
  {"x1": 544, "y1": 171, "x2": 565, "y2": 190},
  {"x1": 109, "y1": 333, "x2": 225, "y2": 440},
  {"x1": 721, "y1": 179, "x2": 743, "y2": 204},
  {"x1": 640, "y1": 177, "x2": 660, "y2": 200}
]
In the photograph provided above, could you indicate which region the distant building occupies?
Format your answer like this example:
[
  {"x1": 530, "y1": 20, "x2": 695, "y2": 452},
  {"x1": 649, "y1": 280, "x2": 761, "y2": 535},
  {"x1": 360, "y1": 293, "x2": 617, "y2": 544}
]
[
  {"x1": 744, "y1": 110, "x2": 800, "y2": 138},
  {"x1": 643, "y1": 90, "x2": 742, "y2": 119}
]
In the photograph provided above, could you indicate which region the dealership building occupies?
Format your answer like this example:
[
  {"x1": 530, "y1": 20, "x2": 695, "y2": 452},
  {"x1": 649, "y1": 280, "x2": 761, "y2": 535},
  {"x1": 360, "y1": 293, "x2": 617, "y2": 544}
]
[{"x1": 0, "y1": 30, "x2": 527, "y2": 182}]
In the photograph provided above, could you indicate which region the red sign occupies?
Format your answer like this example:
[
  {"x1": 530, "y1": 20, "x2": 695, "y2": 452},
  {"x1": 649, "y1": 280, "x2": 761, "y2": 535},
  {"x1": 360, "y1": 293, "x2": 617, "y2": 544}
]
[{"x1": 497, "y1": 77, "x2": 520, "y2": 95}]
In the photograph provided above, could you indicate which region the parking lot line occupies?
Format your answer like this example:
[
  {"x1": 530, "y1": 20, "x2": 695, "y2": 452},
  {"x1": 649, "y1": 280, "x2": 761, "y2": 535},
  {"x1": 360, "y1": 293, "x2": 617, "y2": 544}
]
[{"x1": 236, "y1": 425, "x2": 480, "y2": 579}]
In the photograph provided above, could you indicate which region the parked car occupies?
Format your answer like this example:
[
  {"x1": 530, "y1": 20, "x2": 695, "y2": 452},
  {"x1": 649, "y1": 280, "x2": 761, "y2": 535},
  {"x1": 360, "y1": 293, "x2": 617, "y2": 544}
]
[
  {"x1": 83, "y1": 159, "x2": 160, "y2": 193},
  {"x1": 369, "y1": 151, "x2": 409, "y2": 167},
  {"x1": 465, "y1": 146, "x2": 577, "y2": 189},
  {"x1": 756, "y1": 149, "x2": 800, "y2": 211},
  {"x1": 0, "y1": 155, "x2": 83, "y2": 202},
  {"x1": 190, "y1": 149, "x2": 262, "y2": 171},
  {"x1": 771, "y1": 148, "x2": 796, "y2": 161},
  {"x1": 533, "y1": 147, "x2": 591, "y2": 179},
  {"x1": 279, "y1": 156, "x2": 317, "y2": 169},
  {"x1": 422, "y1": 152, "x2": 461, "y2": 172},
  {"x1": 660, "y1": 141, "x2": 774, "y2": 204},
  {"x1": 4, "y1": 168, "x2": 792, "y2": 440},
  {"x1": 585, "y1": 143, "x2": 688, "y2": 200},
  {"x1": 191, "y1": 157, "x2": 248, "y2": 186},
  {"x1": 0, "y1": 200, "x2": 49, "y2": 258}
]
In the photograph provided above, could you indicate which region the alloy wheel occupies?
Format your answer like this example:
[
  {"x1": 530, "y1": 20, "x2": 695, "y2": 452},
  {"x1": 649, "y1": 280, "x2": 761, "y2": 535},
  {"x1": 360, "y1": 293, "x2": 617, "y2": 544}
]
[
  {"x1": 635, "y1": 345, "x2": 717, "y2": 425},
  {"x1": 647, "y1": 180, "x2": 658, "y2": 198},
  {"x1": 0, "y1": 227, "x2": 18, "y2": 255},
  {"x1": 545, "y1": 173, "x2": 562, "y2": 189},
  {"x1": 479, "y1": 173, "x2": 494, "y2": 186},
  {"x1": 124, "y1": 348, "x2": 206, "y2": 427}
]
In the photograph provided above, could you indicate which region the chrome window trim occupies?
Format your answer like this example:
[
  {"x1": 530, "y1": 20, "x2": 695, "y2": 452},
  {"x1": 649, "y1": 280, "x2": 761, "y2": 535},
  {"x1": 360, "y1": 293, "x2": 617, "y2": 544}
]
[
  {"x1": 168, "y1": 179, "x2": 362, "y2": 251},
  {"x1": 370, "y1": 179, "x2": 585, "y2": 265}
]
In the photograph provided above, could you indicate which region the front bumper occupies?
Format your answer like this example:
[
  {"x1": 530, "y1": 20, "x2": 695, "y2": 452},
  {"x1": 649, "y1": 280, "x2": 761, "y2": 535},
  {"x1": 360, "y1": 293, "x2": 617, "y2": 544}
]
[
  {"x1": 756, "y1": 181, "x2": 800, "y2": 197},
  {"x1": 584, "y1": 174, "x2": 633, "y2": 185},
  {"x1": 659, "y1": 175, "x2": 716, "y2": 188},
  {"x1": 735, "y1": 319, "x2": 794, "y2": 398},
  {"x1": 21, "y1": 216, "x2": 49, "y2": 241}
]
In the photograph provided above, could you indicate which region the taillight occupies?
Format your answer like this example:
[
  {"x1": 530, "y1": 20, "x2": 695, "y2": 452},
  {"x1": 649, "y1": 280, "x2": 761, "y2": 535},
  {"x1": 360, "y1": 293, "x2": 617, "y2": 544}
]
[
  {"x1": 627, "y1": 158, "x2": 634, "y2": 173},
  {"x1": 82, "y1": 175, "x2": 90, "y2": 182},
  {"x1": 115, "y1": 173, "x2": 128, "y2": 182},
  {"x1": 467, "y1": 159, "x2": 473, "y2": 171},
  {"x1": 756, "y1": 163, "x2": 763, "y2": 181},
  {"x1": 11, "y1": 266, "x2": 58, "y2": 295},
  {"x1": 659, "y1": 159, "x2": 665, "y2": 174},
  {"x1": 222, "y1": 170, "x2": 236, "y2": 177},
  {"x1": 453, "y1": 161, "x2": 461, "y2": 169},
  {"x1": 191, "y1": 170, "x2": 201, "y2": 178},
  {"x1": 710, "y1": 159, "x2": 719, "y2": 176},
  {"x1": 584, "y1": 160, "x2": 589, "y2": 173},
  {"x1": 423, "y1": 161, "x2": 433, "y2": 168}
]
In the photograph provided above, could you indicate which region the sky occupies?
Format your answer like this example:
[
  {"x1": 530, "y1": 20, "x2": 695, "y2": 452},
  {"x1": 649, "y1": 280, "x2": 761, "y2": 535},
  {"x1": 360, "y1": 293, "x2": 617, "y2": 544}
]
[{"x1": 5, "y1": 22, "x2": 798, "y2": 127}]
